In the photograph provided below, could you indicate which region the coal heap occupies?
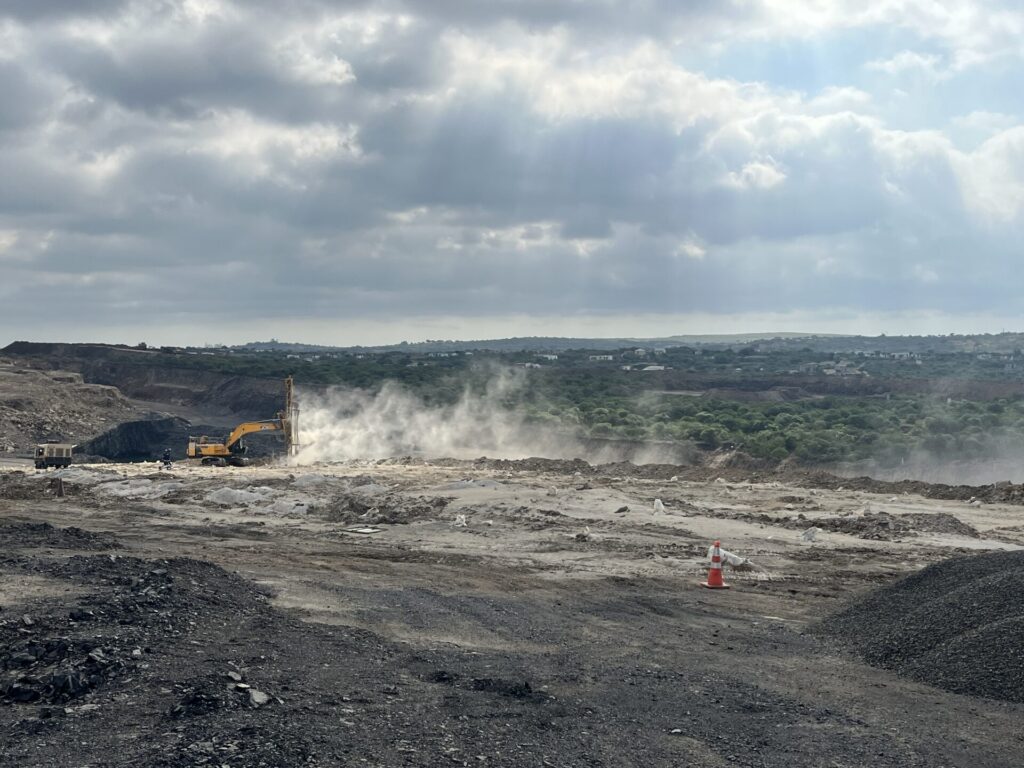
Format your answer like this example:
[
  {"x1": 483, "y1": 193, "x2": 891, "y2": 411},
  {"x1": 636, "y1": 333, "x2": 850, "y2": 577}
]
[
  {"x1": 77, "y1": 416, "x2": 193, "y2": 461},
  {"x1": 820, "y1": 550, "x2": 1024, "y2": 703}
]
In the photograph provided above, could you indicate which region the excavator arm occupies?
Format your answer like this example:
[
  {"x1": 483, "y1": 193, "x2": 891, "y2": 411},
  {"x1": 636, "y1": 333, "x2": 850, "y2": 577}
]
[{"x1": 223, "y1": 419, "x2": 286, "y2": 451}]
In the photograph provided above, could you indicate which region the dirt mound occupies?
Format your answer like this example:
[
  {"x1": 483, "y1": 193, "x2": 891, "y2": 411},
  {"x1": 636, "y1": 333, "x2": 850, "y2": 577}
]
[
  {"x1": 820, "y1": 550, "x2": 1024, "y2": 702},
  {"x1": 469, "y1": 456, "x2": 594, "y2": 474},
  {"x1": 0, "y1": 474, "x2": 42, "y2": 500},
  {"x1": 0, "y1": 521, "x2": 121, "y2": 551},
  {"x1": 786, "y1": 471, "x2": 1024, "y2": 506},
  {"x1": 743, "y1": 510, "x2": 979, "y2": 541},
  {"x1": 813, "y1": 511, "x2": 979, "y2": 540},
  {"x1": 319, "y1": 490, "x2": 450, "y2": 525},
  {"x1": 0, "y1": 473, "x2": 93, "y2": 501}
]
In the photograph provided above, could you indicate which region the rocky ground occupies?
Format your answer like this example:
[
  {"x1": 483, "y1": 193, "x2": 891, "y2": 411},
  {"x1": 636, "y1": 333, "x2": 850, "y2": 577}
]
[
  {"x1": 1, "y1": 458, "x2": 1023, "y2": 767},
  {"x1": 0, "y1": 361, "x2": 142, "y2": 454}
]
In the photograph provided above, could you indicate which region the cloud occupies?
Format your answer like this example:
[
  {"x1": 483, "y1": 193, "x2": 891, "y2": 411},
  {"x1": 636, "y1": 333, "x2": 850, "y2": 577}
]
[
  {"x1": 867, "y1": 50, "x2": 945, "y2": 79},
  {"x1": 1, "y1": 0, "x2": 1024, "y2": 343},
  {"x1": 957, "y1": 127, "x2": 1024, "y2": 223},
  {"x1": 722, "y1": 160, "x2": 787, "y2": 190}
]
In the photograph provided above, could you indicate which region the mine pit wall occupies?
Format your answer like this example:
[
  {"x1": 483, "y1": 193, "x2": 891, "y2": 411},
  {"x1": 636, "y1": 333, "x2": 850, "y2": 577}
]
[{"x1": 2, "y1": 343, "x2": 286, "y2": 420}]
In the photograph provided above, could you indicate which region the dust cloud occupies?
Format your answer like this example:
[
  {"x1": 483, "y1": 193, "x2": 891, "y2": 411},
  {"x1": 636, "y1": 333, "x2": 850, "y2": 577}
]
[
  {"x1": 290, "y1": 372, "x2": 691, "y2": 466},
  {"x1": 832, "y1": 451, "x2": 1024, "y2": 485},
  {"x1": 292, "y1": 371, "x2": 562, "y2": 464}
]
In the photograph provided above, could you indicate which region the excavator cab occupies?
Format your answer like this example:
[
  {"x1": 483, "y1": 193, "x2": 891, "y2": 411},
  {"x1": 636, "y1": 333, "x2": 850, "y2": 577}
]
[{"x1": 187, "y1": 435, "x2": 249, "y2": 466}]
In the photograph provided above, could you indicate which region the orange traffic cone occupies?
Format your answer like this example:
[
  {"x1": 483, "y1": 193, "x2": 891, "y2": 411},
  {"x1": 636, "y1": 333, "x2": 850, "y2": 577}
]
[{"x1": 701, "y1": 540, "x2": 730, "y2": 589}]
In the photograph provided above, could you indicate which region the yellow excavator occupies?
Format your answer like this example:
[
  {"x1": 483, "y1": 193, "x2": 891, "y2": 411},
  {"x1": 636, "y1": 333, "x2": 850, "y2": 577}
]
[{"x1": 187, "y1": 376, "x2": 300, "y2": 466}]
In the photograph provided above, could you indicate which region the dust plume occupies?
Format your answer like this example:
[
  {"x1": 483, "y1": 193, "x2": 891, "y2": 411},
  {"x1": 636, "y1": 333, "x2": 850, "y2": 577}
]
[
  {"x1": 292, "y1": 370, "x2": 558, "y2": 463},
  {"x1": 290, "y1": 371, "x2": 692, "y2": 465},
  {"x1": 832, "y1": 450, "x2": 1024, "y2": 485}
]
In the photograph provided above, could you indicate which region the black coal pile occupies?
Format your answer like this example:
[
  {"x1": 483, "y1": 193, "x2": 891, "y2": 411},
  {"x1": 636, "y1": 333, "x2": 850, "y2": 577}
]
[
  {"x1": 1, "y1": 637, "x2": 129, "y2": 706},
  {"x1": 820, "y1": 550, "x2": 1024, "y2": 702},
  {"x1": 78, "y1": 416, "x2": 194, "y2": 461},
  {"x1": 1, "y1": 555, "x2": 266, "y2": 709},
  {"x1": 0, "y1": 521, "x2": 121, "y2": 551}
]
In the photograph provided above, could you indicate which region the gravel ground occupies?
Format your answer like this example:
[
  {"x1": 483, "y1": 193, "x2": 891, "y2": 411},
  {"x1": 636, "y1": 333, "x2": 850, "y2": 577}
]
[
  {"x1": 3, "y1": 462, "x2": 1024, "y2": 766},
  {"x1": 0, "y1": 524, "x2": 919, "y2": 768},
  {"x1": 820, "y1": 550, "x2": 1024, "y2": 703}
]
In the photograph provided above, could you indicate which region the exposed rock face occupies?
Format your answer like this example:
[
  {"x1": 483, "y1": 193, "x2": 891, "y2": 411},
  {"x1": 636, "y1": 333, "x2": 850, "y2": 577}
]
[
  {"x1": 0, "y1": 360, "x2": 142, "y2": 452},
  {"x1": 2, "y1": 343, "x2": 287, "y2": 419}
]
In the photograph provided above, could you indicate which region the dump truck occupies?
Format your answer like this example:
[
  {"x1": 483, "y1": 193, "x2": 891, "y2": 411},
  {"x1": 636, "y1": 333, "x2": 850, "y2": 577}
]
[
  {"x1": 186, "y1": 377, "x2": 299, "y2": 466},
  {"x1": 34, "y1": 441, "x2": 74, "y2": 469}
]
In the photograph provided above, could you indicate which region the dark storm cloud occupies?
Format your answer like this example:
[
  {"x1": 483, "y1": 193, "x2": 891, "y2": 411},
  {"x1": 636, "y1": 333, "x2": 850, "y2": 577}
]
[
  {"x1": 0, "y1": 61, "x2": 53, "y2": 132},
  {"x1": 0, "y1": 0, "x2": 130, "y2": 21}
]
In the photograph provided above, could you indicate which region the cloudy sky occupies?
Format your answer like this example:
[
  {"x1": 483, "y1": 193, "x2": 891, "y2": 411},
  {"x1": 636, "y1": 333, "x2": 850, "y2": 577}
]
[{"x1": 2, "y1": 1, "x2": 1023, "y2": 346}]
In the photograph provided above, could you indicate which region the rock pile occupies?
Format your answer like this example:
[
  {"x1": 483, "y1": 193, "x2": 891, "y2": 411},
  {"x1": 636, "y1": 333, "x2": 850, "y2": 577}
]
[
  {"x1": 320, "y1": 489, "x2": 450, "y2": 525},
  {"x1": 814, "y1": 511, "x2": 979, "y2": 540},
  {"x1": 1, "y1": 547, "x2": 273, "y2": 712},
  {"x1": 743, "y1": 510, "x2": 979, "y2": 540},
  {"x1": 820, "y1": 550, "x2": 1024, "y2": 702}
]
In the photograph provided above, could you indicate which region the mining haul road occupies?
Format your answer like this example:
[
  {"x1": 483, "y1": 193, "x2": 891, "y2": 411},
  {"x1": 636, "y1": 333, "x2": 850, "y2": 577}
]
[{"x1": 1, "y1": 459, "x2": 1022, "y2": 767}]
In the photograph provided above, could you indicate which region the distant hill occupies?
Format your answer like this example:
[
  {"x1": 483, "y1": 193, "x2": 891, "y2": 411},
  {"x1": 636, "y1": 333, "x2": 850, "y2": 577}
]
[
  {"x1": 10, "y1": 330, "x2": 1024, "y2": 358},
  {"x1": 235, "y1": 333, "x2": 839, "y2": 354}
]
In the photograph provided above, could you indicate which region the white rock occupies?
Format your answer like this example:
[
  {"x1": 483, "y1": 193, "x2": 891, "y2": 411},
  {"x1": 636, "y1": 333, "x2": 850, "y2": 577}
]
[{"x1": 800, "y1": 527, "x2": 820, "y2": 542}]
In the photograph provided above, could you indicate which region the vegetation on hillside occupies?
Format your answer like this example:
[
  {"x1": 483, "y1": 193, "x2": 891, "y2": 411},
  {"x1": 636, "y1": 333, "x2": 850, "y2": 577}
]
[{"x1": 8, "y1": 338, "x2": 1024, "y2": 466}]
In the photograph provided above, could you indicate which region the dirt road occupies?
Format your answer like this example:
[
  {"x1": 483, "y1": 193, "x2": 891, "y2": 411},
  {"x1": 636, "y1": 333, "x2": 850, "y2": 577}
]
[{"x1": 2, "y1": 460, "x2": 1022, "y2": 766}]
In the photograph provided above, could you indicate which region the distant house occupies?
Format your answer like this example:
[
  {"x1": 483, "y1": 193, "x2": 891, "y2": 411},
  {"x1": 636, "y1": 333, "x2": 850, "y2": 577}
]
[
  {"x1": 641, "y1": 365, "x2": 667, "y2": 371},
  {"x1": 521, "y1": 362, "x2": 542, "y2": 369},
  {"x1": 589, "y1": 355, "x2": 614, "y2": 361},
  {"x1": 536, "y1": 354, "x2": 559, "y2": 361}
]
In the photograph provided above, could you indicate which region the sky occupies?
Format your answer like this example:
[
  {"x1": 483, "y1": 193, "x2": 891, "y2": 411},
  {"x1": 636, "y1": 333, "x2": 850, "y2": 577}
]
[{"x1": 1, "y1": 0, "x2": 1023, "y2": 346}]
